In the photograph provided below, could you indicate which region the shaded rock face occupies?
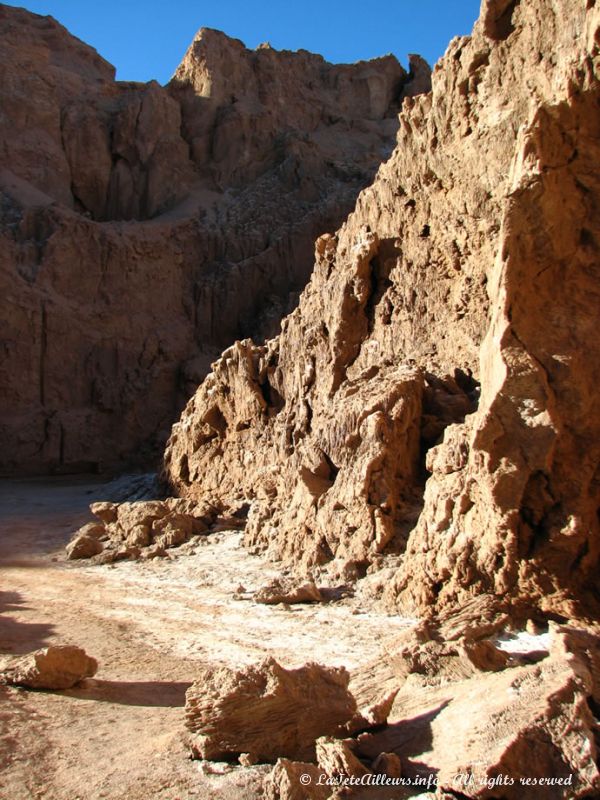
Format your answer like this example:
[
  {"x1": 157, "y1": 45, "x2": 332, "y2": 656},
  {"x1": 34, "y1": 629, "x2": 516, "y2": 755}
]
[
  {"x1": 0, "y1": 6, "x2": 423, "y2": 476},
  {"x1": 347, "y1": 625, "x2": 600, "y2": 800},
  {"x1": 165, "y1": 0, "x2": 600, "y2": 619}
]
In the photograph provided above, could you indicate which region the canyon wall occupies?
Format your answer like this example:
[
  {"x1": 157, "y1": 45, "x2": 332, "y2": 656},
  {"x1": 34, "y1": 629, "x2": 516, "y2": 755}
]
[
  {"x1": 0, "y1": 4, "x2": 424, "y2": 474},
  {"x1": 165, "y1": 0, "x2": 600, "y2": 620}
]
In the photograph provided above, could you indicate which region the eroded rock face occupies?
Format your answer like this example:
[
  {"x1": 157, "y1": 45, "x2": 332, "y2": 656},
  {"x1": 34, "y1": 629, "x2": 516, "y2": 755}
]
[
  {"x1": 184, "y1": 658, "x2": 358, "y2": 763},
  {"x1": 262, "y1": 624, "x2": 600, "y2": 800},
  {"x1": 165, "y1": 0, "x2": 600, "y2": 619},
  {"x1": 354, "y1": 627, "x2": 600, "y2": 799},
  {"x1": 0, "y1": 5, "x2": 424, "y2": 475},
  {"x1": 66, "y1": 498, "x2": 217, "y2": 562},
  {"x1": 0, "y1": 645, "x2": 97, "y2": 690}
]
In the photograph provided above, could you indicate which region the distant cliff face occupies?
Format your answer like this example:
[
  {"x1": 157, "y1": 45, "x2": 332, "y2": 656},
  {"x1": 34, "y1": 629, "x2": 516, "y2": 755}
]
[
  {"x1": 165, "y1": 0, "x2": 600, "y2": 620},
  {"x1": 0, "y1": 5, "x2": 426, "y2": 475}
]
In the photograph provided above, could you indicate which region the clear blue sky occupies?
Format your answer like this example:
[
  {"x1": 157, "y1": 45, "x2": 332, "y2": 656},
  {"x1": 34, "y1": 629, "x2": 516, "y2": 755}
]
[{"x1": 4, "y1": 0, "x2": 482, "y2": 84}]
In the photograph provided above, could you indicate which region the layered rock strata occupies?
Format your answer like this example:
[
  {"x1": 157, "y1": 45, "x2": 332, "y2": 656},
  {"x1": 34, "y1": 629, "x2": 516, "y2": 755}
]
[
  {"x1": 165, "y1": 0, "x2": 600, "y2": 620},
  {"x1": 0, "y1": 5, "x2": 426, "y2": 474}
]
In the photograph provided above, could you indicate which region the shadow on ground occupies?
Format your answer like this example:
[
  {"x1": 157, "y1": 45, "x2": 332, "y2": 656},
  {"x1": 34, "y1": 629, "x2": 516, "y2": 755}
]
[
  {"x1": 64, "y1": 678, "x2": 193, "y2": 707},
  {"x1": 0, "y1": 590, "x2": 55, "y2": 654}
]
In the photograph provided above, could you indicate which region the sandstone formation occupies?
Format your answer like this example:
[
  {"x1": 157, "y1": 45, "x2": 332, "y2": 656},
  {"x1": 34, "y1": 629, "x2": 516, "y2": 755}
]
[
  {"x1": 261, "y1": 623, "x2": 600, "y2": 800},
  {"x1": 0, "y1": 645, "x2": 97, "y2": 690},
  {"x1": 184, "y1": 657, "x2": 359, "y2": 762},
  {"x1": 0, "y1": 5, "x2": 429, "y2": 476},
  {"x1": 315, "y1": 737, "x2": 371, "y2": 779},
  {"x1": 66, "y1": 497, "x2": 220, "y2": 562},
  {"x1": 164, "y1": 0, "x2": 600, "y2": 621}
]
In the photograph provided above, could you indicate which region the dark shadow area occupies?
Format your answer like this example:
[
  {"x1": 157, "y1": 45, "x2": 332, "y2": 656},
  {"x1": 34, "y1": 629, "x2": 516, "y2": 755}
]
[
  {"x1": 350, "y1": 704, "x2": 451, "y2": 796},
  {"x1": 319, "y1": 584, "x2": 355, "y2": 602},
  {"x1": 355, "y1": 700, "x2": 451, "y2": 764},
  {"x1": 0, "y1": 590, "x2": 55, "y2": 654},
  {"x1": 63, "y1": 679, "x2": 193, "y2": 708}
]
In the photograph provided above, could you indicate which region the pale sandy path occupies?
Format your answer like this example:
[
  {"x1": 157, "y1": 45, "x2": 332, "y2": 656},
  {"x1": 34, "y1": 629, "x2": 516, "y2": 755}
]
[{"x1": 0, "y1": 478, "x2": 412, "y2": 800}]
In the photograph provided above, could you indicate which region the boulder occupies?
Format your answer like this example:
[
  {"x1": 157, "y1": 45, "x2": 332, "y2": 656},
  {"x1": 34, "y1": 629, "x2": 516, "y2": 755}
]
[
  {"x1": 185, "y1": 657, "x2": 358, "y2": 762},
  {"x1": 254, "y1": 577, "x2": 322, "y2": 605},
  {"x1": 1, "y1": 645, "x2": 98, "y2": 690}
]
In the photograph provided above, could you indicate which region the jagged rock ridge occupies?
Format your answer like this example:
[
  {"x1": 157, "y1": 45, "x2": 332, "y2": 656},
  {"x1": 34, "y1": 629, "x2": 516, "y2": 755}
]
[
  {"x1": 165, "y1": 0, "x2": 600, "y2": 621},
  {"x1": 0, "y1": 4, "x2": 429, "y2": 474}
]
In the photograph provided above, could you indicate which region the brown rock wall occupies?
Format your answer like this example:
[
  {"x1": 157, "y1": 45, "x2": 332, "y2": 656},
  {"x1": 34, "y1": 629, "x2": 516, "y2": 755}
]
[
  {"x1": 0, "y1": 5, "x2": 419, "y2": 474},
  {"x1": 165, "y1": 0, "x2": 600, "y2": 618}
]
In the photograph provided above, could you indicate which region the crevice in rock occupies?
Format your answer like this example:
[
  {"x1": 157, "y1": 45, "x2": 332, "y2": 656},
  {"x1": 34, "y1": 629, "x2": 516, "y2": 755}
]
[
  {"x1": 178, "y1": 454, "x2": 190, "y2": 486},
  {"x1": 364, "y1": 242, "x2": 396, "y2": 333},
  {"x1": 322, "y1": 451, "x2": 341, "y2": 484},
  {"x1": 258, "y1": 377, "x2": 285, "y2": 415},
  {"x1": 202, "y1": 406, "x2": 228, "y2": 437},
  {"x1": 484, "y1": 0, "x2": 521, "y2": 41},
  {"x1": 39, "y1": 301, "x2": 47, "y2": 407},
  {"x1": 419, "y1": 370, "x2": 480, "y2": 476}
]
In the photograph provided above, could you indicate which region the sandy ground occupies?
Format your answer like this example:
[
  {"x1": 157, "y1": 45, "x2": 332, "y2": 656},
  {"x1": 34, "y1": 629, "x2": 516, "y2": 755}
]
[{"x1": 0, "y1": 477, "x2": 414, "y2": 800}]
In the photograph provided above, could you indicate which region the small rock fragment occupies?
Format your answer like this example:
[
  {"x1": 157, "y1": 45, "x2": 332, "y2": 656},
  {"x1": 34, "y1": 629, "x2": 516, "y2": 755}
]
[
  {"x1": 316, "y1": 736, "x2": 370, "y2": 778},
  {"x1": 263, "y1": 759, "x2": 330, "y2": 800},
  {"x1": 372, "y1": 751, "x2": 402, "y2": 778},
  {"x1": 66, "y1": 534, "x2": 104, "y2": 560},
  {"x1": 254, "y1": 577, "x2": 322, "y2": 605}
]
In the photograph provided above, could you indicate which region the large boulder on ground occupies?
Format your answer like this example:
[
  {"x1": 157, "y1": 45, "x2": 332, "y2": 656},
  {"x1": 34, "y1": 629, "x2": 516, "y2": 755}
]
[
  {"x1": 0, "y1": 645, "x2": 98, "y2": 690},
  {"x1": 185, "y1": 657, "x2": 359, "y2": 763}
]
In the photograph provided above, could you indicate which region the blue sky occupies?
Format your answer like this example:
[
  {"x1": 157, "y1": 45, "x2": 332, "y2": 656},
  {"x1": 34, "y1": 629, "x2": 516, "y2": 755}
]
[{"x1": 5, "y1": 0, "x2": 482, "y2": 84}]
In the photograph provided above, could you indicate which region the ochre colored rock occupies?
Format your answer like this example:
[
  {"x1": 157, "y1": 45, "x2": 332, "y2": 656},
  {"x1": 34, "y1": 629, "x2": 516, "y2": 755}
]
[
  {"x1": 315, "y1": 736, "x2": 370, "y2": 778},
  {"x1": 254, "y1": 577, "x2": 322, "y2": 605},
  {"x1": 0, "y1": 5, "x2": 427, "y2": 476},
  {"x1": 184, "y1": 657, "x2": 358, "y2": 762},
  {"x1": 1, "y1": 645, "x2": 98, "y2": 690},
  {"x1": 354, "y1": 630, "x2": 600, "y2": 799},
  {"x1": 164, "y1": 0, "x2": 600, "y2": 621},
  {"x1": 66, "y1": 498, "x2": 214, "y2": 561},
  {"x1": 372, "y1": 751, "x2": 402, "y2": 778},
  {"x1": 263, "y1": 759, "x2": 330, "y2": 800},
  {"x1": 65, "y1": 530, "x2": 104, "y2": 560}
]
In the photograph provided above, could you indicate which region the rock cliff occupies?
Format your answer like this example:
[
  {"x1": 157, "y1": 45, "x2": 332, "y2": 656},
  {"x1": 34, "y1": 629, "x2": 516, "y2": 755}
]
[
  {"x1": 0, "y1": 4, "x2": 423, "y2": 474},
  {"x1": 164, "y1": 0, "x2": 600, "y2": 621}
]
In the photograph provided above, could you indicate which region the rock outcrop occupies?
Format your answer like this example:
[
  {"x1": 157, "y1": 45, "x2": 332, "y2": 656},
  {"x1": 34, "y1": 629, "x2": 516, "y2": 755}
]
[
  {"x1": 184, "y1": 658, "x2": 359, "y2": 763},
  {"x1": 66, "y1": 497, "x2": 221, "y2": 562},
  {"x1": 0, "y1": 5, "x2": 427, "y2": 475},
  {"x1": 262, "y1": 623, "x2": 600, "y2": 800},
  {"x1": 164, "y1": 0, "x2": 600, "y2": 620},
  {"x1": 0, "y1": 645, "x2": 97, "y2": 690}
]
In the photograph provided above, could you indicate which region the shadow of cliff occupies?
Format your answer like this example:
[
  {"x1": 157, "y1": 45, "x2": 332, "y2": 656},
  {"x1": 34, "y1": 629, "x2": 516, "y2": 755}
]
[
  {"x1": 63, "y1": 679, "x2": 192, "y2": 707},
  {"x1": 0, "y1": 590, "x2": 55, "y2": 654},
  {"x1": 354, "y1": 700, "x2": 449, "y2": 787}
]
